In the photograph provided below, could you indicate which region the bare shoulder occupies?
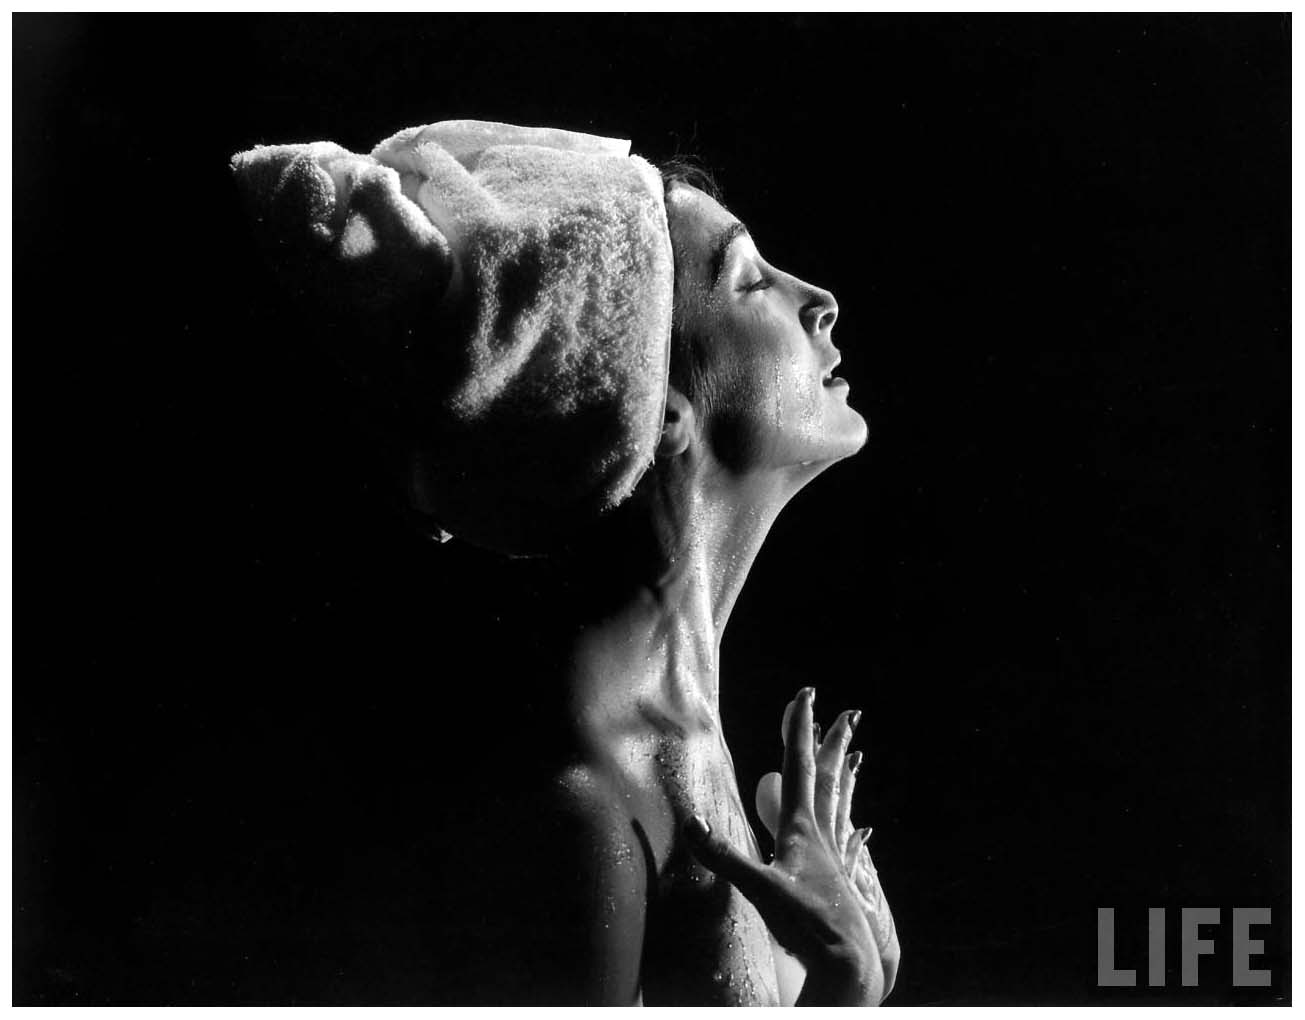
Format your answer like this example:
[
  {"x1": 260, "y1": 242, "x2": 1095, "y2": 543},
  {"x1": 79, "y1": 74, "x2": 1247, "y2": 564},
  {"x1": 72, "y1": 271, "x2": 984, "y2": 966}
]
[
  {"x1": 505, "y1": 762, "x2": 652, "y2": 1003},
  {"x1": 546, "y1": 761, "x2": 650, "y2": 868}
]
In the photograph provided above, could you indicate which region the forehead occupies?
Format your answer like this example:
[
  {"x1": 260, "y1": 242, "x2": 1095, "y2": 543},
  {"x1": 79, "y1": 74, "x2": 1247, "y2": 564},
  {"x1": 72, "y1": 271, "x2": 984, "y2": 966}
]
[{"x1": 666, "y1": 184, "x2": 740, "y2": 267}]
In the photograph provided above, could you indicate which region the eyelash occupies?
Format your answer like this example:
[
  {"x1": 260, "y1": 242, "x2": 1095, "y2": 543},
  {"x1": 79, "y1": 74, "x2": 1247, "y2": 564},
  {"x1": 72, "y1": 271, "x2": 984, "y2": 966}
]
[{"x1": 741, "y1": 276, "x2": 772, "y2": 294}]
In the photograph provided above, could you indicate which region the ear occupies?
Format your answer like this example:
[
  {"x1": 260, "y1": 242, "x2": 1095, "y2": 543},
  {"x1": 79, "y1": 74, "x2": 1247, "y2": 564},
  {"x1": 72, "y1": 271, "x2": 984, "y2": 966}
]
[{"x1": 657, "y1": 384, "x2": 695, "y2": 459}]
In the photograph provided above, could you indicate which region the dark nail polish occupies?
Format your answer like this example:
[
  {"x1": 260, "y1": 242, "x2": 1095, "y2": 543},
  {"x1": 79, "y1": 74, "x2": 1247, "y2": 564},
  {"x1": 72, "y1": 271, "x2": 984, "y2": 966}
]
[
  {"x1": 813, "y1": 721, "x2": 823, "y2": 744},
  {"x1": 685, "y1": 814, "x2": 711, "y2": 841},
  {"x1": 849, "y1": 709, "x2": 862, "y2": 731},
  {"x1": 848, "y1": 750, "x2": 863, "y2": 775}
]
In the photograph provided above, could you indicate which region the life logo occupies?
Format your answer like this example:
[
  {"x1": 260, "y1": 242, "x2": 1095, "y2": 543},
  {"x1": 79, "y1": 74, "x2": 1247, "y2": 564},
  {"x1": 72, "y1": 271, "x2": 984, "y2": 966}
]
[{"x1": 1098, "y1": 908, "x2": 1273, "y2": 988}]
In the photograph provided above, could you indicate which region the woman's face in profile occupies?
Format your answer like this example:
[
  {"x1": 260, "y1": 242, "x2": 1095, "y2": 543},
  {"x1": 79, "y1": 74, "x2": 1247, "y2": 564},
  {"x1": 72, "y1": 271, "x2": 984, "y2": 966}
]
[{"x1": 666, "y1": 184, "x2": 868, "y2": 474}]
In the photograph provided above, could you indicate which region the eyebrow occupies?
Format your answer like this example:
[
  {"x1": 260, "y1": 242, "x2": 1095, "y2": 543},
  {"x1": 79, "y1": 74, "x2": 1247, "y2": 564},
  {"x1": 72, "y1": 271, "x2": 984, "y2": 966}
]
[{"x1": 707, "y1": 221, "x2": 751, "y2": 289}]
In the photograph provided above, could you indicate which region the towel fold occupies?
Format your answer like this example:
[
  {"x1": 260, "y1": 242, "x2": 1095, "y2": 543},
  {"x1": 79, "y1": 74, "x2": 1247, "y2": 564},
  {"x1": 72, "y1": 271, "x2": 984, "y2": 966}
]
[{"x1": 231, "y1": 119, "x2": 673, "y2": 554}]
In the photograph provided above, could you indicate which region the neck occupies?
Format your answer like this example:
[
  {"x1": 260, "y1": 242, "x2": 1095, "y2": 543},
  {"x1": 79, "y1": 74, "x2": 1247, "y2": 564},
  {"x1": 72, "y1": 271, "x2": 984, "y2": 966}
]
[{"x1": 558, "y1": 451, "x2": 817, "y2": 724}]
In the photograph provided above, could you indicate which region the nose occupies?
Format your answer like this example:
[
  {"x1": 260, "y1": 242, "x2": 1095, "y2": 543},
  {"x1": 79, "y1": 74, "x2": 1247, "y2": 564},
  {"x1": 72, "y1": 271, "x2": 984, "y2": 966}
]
[{"x1": 799, "y1": 283, "x2": 839, "y2": 337}]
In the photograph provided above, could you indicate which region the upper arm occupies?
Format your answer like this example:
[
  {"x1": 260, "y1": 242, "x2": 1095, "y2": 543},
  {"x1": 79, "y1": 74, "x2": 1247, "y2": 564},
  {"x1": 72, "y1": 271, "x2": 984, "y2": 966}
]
[{"x1": 523, "y1": 765, "x2": 650, "y2": 1005}]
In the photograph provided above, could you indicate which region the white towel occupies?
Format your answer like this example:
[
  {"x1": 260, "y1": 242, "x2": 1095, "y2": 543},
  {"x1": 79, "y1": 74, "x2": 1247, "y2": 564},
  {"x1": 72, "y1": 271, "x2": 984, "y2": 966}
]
[{"x1": 231, "y1": 120, "x2": 674, "y2": 555}]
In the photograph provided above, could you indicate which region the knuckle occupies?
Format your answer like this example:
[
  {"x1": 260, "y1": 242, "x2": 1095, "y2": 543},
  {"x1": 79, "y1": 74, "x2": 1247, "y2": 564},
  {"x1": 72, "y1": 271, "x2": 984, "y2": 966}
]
[
  {"x1": 782, "y1": 815, "x2": 817, "y2": 845},
  {"x1": 777, "y1": 833, "x2": 805, "y2": 858}
]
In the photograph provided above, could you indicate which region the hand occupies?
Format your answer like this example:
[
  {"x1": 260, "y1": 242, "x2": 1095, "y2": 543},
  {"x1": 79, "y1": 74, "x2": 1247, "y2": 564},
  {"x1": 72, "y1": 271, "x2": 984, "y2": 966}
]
[
  {"x1": 758, "y1": 694, "x2": 901, "y2": 998},
  {"x1": 684, "y1": 687, "x2": 900, "y2": 1005}
]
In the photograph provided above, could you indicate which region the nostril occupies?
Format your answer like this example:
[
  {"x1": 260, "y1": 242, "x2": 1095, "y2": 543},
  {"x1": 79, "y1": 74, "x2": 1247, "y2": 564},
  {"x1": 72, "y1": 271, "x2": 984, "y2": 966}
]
[
  {"x1": 799, "y1": 283, "x2": 839, "y2": 335},
  {"x1": 798, "y1": 286, "x2": 840, "y2": 336},
  {"x1": 804, "y1": 301, "x2": 838, "y2": 336},
  {"x1": 809, "y1": 303, "x2": 840, "y2": 336}
]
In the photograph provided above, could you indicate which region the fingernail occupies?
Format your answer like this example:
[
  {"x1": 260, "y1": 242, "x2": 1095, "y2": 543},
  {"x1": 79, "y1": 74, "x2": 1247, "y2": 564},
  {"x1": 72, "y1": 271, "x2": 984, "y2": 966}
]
[
  {"x1": 861, "y1": 826, "x2": 874, "y2": 846},
  {"x1": 849, "y1": 709, "x2": 862, "y2": 731},
  {"x1": 848, "y1": 750, "x2": 863, "y2": 775},
  {"x1": 685, "y1": 814, "x2": 711, "y2": 841},
  {"x1": 813, "y1": 721, "x2": 823, "y2": 744},
  {"x1": 803, "y1": 686, "x2": 816, "y2": 705}
]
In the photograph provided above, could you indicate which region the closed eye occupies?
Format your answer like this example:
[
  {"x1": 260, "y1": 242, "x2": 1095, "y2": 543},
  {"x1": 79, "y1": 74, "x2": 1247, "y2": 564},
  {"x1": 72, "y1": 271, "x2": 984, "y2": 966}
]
[{"x1": 740, "y1": 276, "x2": 772, "y2": 294}]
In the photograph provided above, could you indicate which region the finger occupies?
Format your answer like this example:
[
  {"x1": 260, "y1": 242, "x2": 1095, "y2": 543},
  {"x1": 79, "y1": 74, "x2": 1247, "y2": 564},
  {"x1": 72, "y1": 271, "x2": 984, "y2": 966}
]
[
  {"x1": 755, "y1": 771, "x2": 782, "y2": 840},
  {"x1": 683, "y1": 814, "x2": 789, "y2": 914},
  {"x1": 865, "y1": 866, "x2": 897, "y2": 969},
  {"x1": 835, "y1": 750, "x2": 862, "y2": 851},
  {"x1": 881, "y1": 925, "x2": 901, "y2": 1002},
  {"x1": 853, "y1": 844, "x2": 886, "y2": 915},
  {"x1": 686, "y1": 815, "x2": 842, "y2": 962},
  {"x1": 814, "y1": 709, "x2": 860, "y2": 841},
  {"x1": 856, "y1": 892, "x2": 900, "y2": 1006},
  {"x1": 844, "y1": 824, "x2": 872, "y2": 874},
  {"x1": 780, "y1": 696, "x2": 796, "y2": 747},
  {"x1": 780, "y1": 687, "x2": 816, "y2": 823}
]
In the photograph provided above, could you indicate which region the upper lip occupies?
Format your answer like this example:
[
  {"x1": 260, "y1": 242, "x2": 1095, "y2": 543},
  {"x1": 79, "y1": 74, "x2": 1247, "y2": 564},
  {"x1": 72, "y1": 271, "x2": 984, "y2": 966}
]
[{"x1": 821, "y1": 354, "x2": 842, "y2": 381}]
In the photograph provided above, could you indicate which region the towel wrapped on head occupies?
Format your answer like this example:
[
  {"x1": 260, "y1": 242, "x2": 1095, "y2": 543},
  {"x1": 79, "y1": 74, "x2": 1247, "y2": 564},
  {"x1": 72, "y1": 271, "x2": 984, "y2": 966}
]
[{"x1": 231, "y1": 120, "x2": 674, "y2": 555}]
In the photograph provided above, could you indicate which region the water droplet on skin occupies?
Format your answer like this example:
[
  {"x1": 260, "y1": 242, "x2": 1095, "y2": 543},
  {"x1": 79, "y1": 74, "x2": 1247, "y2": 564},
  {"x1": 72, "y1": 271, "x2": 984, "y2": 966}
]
[{"x1": 773, "y1": 356, "x2": 783, "y2": 432}]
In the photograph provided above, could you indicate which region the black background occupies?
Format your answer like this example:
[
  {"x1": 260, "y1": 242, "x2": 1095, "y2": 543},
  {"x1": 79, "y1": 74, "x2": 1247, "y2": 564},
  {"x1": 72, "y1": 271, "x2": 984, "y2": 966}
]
[{"x1": 16, "y1": 14, "x2": 1289, "y2": 1004}]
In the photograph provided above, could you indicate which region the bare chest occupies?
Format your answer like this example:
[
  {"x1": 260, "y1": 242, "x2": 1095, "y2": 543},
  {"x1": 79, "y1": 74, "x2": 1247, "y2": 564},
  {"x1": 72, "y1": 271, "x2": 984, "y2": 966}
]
[{"x1": 637, "y1": 734, "x2": 782, "y2": 1006}]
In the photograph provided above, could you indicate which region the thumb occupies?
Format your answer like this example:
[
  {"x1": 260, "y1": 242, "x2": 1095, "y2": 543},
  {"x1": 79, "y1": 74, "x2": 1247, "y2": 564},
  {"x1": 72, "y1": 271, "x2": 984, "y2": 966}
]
[
  {"x1": 683, "y1": 815, "x2": 783, "y2": 910},
  {"x1": 755, "y1": 771, "x2": 782, "y2": 839}
]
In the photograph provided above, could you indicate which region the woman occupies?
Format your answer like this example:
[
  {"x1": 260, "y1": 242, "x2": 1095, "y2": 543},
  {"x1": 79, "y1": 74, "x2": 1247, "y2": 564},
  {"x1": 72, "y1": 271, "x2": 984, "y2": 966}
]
[
  {"x1": 232, "y1": 122, "x2": 899, "y2": 1005},
  {"x1": 503, "y1": 174, "x2": 900, "y2": 1006}
]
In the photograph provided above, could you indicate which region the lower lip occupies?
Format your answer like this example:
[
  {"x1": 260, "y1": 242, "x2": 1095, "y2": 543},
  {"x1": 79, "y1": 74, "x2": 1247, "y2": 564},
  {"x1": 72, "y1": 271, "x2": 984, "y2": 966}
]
[{"x1": 823, "y1": 377, "x2": 849, "y2": 390}]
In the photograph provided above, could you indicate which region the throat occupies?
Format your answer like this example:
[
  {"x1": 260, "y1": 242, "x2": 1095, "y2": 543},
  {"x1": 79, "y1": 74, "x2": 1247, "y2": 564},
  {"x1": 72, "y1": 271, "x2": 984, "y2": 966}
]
[{"x1": 567, "y1": 558, "x2": 723, "y2": 723}]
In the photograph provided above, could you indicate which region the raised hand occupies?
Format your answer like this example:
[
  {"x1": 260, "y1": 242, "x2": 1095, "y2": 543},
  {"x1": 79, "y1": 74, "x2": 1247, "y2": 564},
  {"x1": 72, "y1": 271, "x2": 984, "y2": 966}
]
[
  {"x1": 685, "y1": 687, "x2": 900, "y2": 1005},
  {"x1": 757, "y1": 695, "x2": 900, "y2": 993}
]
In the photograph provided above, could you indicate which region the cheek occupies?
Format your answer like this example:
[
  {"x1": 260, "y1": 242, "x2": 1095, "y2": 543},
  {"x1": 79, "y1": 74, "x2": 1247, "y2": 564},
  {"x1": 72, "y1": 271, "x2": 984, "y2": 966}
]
[
  {"x1": 787, "y1": 347, "x2": 823, "y2": 432},
  {"x1": 702, "y1": 356, "x2": 772, "y2": 468},
  {"x1": 691, "y1": 307, "x2": 826, "y2": 466},
  {"x1": 702, "y1": 348, "x2": 808, "y2": 469}
]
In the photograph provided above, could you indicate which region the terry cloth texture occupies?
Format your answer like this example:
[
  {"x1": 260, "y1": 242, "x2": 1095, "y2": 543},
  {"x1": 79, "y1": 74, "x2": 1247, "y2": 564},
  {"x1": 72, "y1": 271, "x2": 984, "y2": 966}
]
[{"x1": 231, "y1": 120, "x2": 674, "y2": 555}]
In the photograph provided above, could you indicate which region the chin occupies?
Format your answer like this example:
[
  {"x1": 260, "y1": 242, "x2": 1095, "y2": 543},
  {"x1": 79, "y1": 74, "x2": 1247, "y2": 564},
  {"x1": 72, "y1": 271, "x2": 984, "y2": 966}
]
[
  {"x1": 817, "y1": 385, "x2": 870, "y2": 457},
  {"x1": 824, "y1": 406, "x2": 870, "y2": 461},
  {"x1": 785, "y1": 424, "x2": 869, "y2": 486},
  {"x1": 845, "y1": 408, "x2": 870, "y2": 453}
]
